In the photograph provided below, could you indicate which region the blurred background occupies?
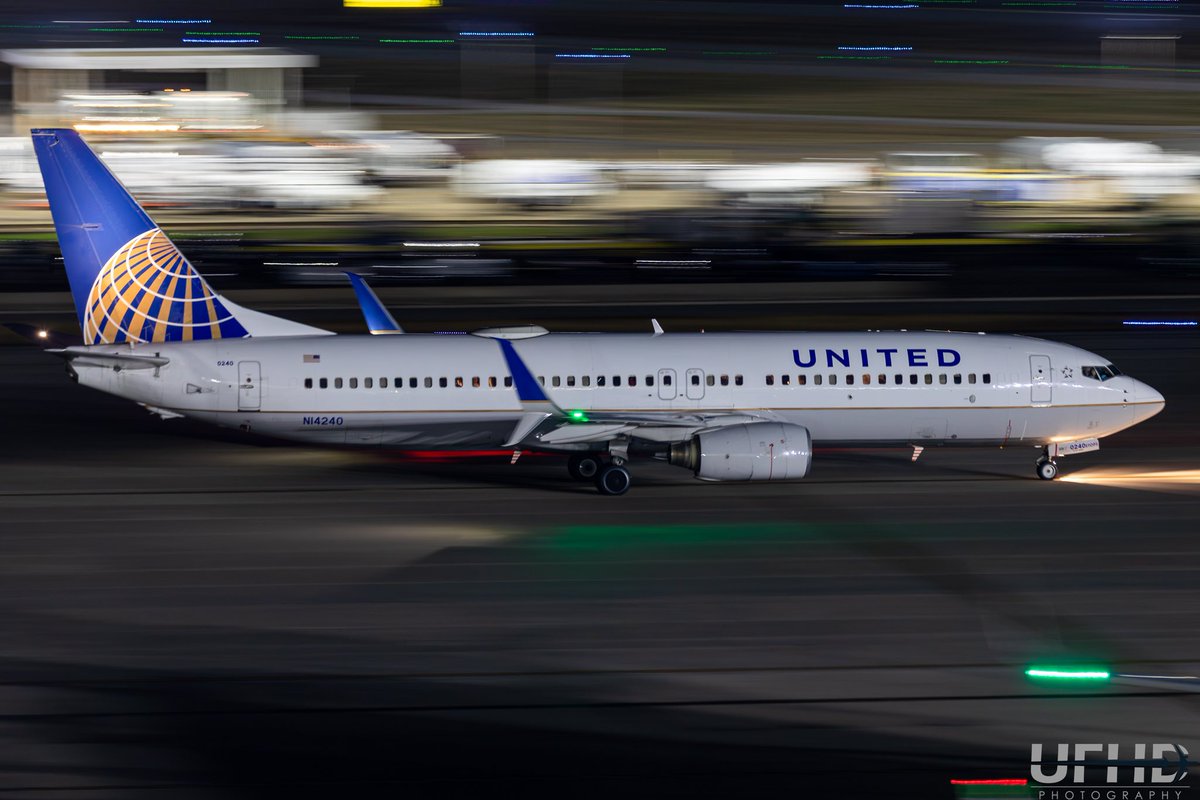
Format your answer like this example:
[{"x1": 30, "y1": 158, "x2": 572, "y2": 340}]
[
  {"x1": 2, "y1": 3, "x2": 1200, "y2": 797},
  {"x1": 0, "y1": 0, "x2": 1196, "y2": 300}
]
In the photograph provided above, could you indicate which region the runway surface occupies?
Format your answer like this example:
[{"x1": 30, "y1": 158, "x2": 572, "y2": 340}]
[{"x1": 1, "y1": 329, "x2": 1198, "y2": 798}]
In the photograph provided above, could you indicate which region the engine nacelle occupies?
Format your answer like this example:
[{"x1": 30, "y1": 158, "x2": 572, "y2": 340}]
[{"x1": 668, "y1": 422, "x2": 812, "y2": 481}]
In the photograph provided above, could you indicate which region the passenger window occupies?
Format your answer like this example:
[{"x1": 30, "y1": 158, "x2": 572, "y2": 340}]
[
  {"x1": 439, "y1": 377, "x2": 448, "y2": 388},
  {"x1": 304, "y1": 378, "x2": 313, "y2": 389},
  {"x1": 720, "y1": 375, "x2": 729, "y2": 386},
  {"x1": 953, "y1": 374, "x2": 961, "y2": 385},
  {"x1": 381, "y1": 378, "x2": 389, "y2": 388},
  {"x1": 829, "y1": 375, "x2": 837, "y2": 385},
  {"x1": 424, "y1": 377, "x2": 433, "y2": 388},
  {"x1": 707, "y1": 374, "x2": 715, "y2": 386},
  {"x1": 938, "y1": 374, "x2": 946, "y2": 385},
  {"x1": 319, "y1": 378, "x2": 328, "y2": 389},
  {"x1": 470, "y1": 377, "x2": 479, "y2": 388},
  {"x1": 663, "y1": 374, "x2": 671, "y2": 386},
  {"x1": 538, "y1": 376, "x2": 545, "y2": 386},
  {"x1": 877, "y1": 374, "x2": 886, "y2": 385},
  {"x1": 968, "y1": 374, "x2": 976, "y2": 384},
  {"x1": 582, "y1": 376, "x2": 590, "y2": 387},
  {"x1": 349, "y1": 378, "x2": 358, "y2": 389},
  {"x1": 797, "y1": 374, "x2": 806, "y2": 386},
  {"x1": 646, "y1": 375, "x2": 654, "y2": 386},
  {"x1": 395, "y1": 377, "x2": 402, "y2": 387},
  {"x1": 568, "y1": 376, "x2": 576, "y2": 387},
  {"x1": 334, "y1": 378, "x2": 344, "y2": 389},
  {"x1": 983, "y1": 373, "x2": 991, "y2": 384},
  {"x1": 552, "y1": 376, "x2": 561, "y2": 388},
  {"x1": 863, "y1": 374, "x2": 871, "y2": 385},
  {"x1": 895, "y1": 374, "x2": 903, "y2": 385},
  {"x1": 691, "y1": 374, "x2": 700, "y2": 386},
  {"x1": 814, "y1": 374, "x2": 823, "y2": 386},
  {"x1": 504, "y1": 377, "x2": 513, "y2": 388},
  {"x1": 411, "y1": 378, "x2": 419, "y2": 388},
  {"x1": 488, "y1": 377, "x2": 497, "y2": 388},
  {"x1": 365, "y1": 377, "x2": 373, "y2": 389},
  {"x1": 782, "y1": 374, "x2": 790, "y2": 386},
  {"x1": 735, "y1": 375, "x2": 743, "y2": 386},
  {"x1": 598, "y1": 375, "x2": 606, "y2": 387},
  {"x1": 924, "y1": 374, "x2": 932, "y2": 385},
  {"x1": 846, "y1": 374, "x2": 854, "y2": 385},
  {"x1": 909, "y1": 374, "x2": 917, "y2": 385},
  {"x1": 766, "y1": 375, "x2": 775, "y2": 386},
  {"x1": 613, "y1": 375, "x2": 621, "y2": 386},
  {"x1": 628, "y1": 376, "x2": 637, "y2": 386}
]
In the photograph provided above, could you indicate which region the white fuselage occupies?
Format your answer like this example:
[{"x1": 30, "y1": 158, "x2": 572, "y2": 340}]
[{"x1": 69, "y1": 330, "x2": 1164, "y2": 451}]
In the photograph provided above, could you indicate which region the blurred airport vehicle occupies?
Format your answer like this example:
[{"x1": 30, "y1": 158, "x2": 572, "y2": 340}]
[
  {"x1": 325, "y1": 130, "x2": 460, "y2": 184},
  {"x1": 1013, "y1": 137, "x2": 1200, "y2": 201},
  {"x1": 704, "y1": 161, "x2": 876, "y2": 206},
  {"x1": 0, "y1": 135, "x2": 380, "y2": 210},
  {"x1": 454, "y1": 159, "x2": 615, "y2": 206}
]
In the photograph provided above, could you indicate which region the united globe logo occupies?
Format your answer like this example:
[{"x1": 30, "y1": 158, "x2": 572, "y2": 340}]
[{"x1": 83, "y1": 228, "x2": 248, "y2": 345}]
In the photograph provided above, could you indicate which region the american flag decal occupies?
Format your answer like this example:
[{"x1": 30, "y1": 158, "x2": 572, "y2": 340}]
[{"x1": 303, "y1": 354, "x2": 320, "y2": 363}]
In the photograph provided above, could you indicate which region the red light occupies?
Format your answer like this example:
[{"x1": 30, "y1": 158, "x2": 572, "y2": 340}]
[{"x1": 950, "y1": 779, "x2": 1028, "y2": 786}]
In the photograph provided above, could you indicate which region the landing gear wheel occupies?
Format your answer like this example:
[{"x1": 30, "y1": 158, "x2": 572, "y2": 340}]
[
  {"x1": 595, "y1": 464, "x2": 632, "y2": 496},
  {"x1": 568, "y1": 454, "x2": 601, "y2": 481},
  {"x1": 1036, "y1": 459, "x2": 1059, "y2": 481}
]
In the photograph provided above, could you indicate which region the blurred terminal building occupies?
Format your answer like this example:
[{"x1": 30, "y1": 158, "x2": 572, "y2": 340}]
[{"x1": 0, "y1": 47, "x2": 316, "y2": 133}]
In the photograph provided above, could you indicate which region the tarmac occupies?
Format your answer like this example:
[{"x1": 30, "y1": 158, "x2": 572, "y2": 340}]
[{"x1": 0, "y1": 325, "x2": 1197, "y2": 798}]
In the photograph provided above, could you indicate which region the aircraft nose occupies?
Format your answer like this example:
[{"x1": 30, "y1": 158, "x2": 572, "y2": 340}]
[{"x1": 1134, "y1": 380, "x2": 1165, "y2": 412}]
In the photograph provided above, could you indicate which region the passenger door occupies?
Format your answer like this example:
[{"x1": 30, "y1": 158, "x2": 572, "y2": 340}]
[
  {"x1": 657, "y1": 368, "x2": 677, "y2": 401},
  {"x1": 238, "y1": 361, "x2": 261, "y2": 411},
  {"x1": 1030, "y1": 355, "x2": 1052, "y2": 405},
  {"x1": 685, "y1": 368, "x2": 705, "y2": 400}
]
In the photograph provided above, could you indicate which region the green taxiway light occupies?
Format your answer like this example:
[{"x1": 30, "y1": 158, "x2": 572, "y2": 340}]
[{"x1": 1026, "y1": 668, "x2": 1111, "y2": 680}]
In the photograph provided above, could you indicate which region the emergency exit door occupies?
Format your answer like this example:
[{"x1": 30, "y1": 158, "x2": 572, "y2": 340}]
[
  {"x1": 238, "y1": 361, "x2": 261, "y2": 411},
  {"x1": 1030, "y1": 355, "x2": 1052, "y2": 405}
]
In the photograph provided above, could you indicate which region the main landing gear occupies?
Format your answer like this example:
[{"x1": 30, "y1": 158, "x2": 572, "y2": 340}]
[
  {"x1": 1036, "y1": 447, "x2": 1059, "y2": 481},
  {"x1": 567, "y1": 454, "x2": 632, "y2": 495}
]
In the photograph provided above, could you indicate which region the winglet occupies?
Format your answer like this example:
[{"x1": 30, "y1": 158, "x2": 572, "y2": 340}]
[
  {"x1": 651, "y1": 318, "x2": 664, "y2": 336},
  {"x1": 495, "y1": 338, "x2": 562, "y2": 410},
  {"x1": 344, "y1": 272, "x2": 404, "y2": 334}
]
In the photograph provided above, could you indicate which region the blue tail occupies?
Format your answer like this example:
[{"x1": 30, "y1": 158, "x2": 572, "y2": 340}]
[{"x1": 31, "y1": 128, "x2": 250, "y2": 345}]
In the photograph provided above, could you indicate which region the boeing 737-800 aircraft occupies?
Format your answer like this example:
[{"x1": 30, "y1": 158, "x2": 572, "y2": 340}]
[{"x1": 31, "y1": 129, "x2": 1164, "y2": 494}]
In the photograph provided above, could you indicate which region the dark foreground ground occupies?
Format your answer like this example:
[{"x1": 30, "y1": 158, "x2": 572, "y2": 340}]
[{"x1": 0, "y1": 321, "x2": 1198, "y2": 798}]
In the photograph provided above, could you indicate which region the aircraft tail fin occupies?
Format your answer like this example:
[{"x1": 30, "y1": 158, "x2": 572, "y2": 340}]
[{"x1": 31, "y1": 128, "x2": 328, "y2": 344}]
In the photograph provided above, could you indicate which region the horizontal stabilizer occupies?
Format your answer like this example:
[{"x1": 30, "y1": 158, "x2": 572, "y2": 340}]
[{"x1": 48, "y1": 347, "x2": 169, "y2": 371}]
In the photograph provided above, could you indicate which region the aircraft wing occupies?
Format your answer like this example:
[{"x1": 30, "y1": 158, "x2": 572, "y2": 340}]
[
  {"x1": 531, "y1": 412, "x2": 767, "y2": 445},
  {"x1": 493, "y1": 337, "x2": 770, "y2": 447}
]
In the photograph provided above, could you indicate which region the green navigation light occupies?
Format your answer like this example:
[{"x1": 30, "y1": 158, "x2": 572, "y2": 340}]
[
  {"x1": 570, "y1": 410, "x2": 588, "y2": 421},
  {"x1": 1025, "y1": 667, "x2": 1111, "y2": 680}
]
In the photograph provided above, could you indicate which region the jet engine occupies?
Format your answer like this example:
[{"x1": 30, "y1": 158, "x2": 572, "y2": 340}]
[{"x1": 667, "y1": 422, "x2": 812, "y2": 481}]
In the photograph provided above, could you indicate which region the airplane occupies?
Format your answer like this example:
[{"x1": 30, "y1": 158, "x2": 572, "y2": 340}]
[{"x1": 30, "y1": 128, "x2": 1165, "y2": 495}]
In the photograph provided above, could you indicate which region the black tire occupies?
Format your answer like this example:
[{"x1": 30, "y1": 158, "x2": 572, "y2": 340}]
[
  {"x1": 568, "y1": 454, "x2": 601, "y2": 481},
  {"x1": 1036, "y1": 459, "x2": 1059, "y2": 481},
  {"x1": 595, "y1": 464, "x2": 632, "y2": 496}
]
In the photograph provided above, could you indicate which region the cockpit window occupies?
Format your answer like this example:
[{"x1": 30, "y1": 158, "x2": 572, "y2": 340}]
[{"x1": 1082, "y1": 365, "x2": 1119, "y2": 381}]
